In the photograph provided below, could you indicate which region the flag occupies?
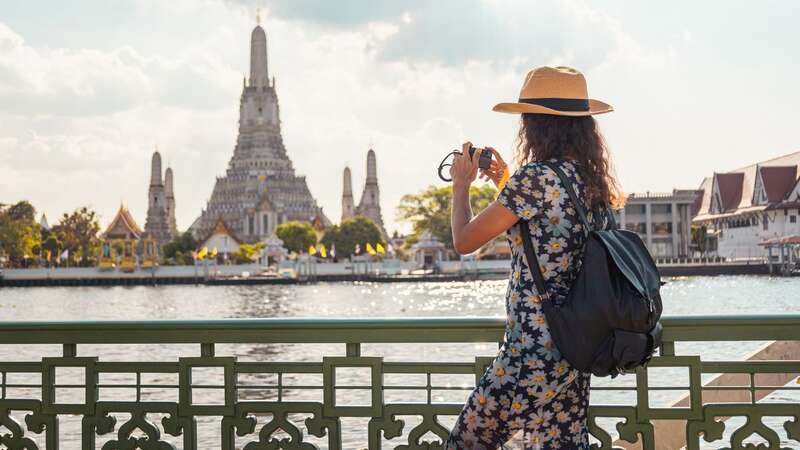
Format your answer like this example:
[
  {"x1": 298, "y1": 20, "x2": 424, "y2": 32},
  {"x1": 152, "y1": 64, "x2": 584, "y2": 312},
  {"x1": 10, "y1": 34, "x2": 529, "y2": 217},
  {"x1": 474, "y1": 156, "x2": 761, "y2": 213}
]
[
  {"x1": 366, "y1": 243, "x2": 376, "y2": 255},
  {"x1": 376, "y1": 243, "x2": 385, "y2": 254},
  {"x1": 319, "y1": 244, "x2": 327, "y2": 258},
  {"x1": 197, "y1": 247, "x2": 208, "y2": 260},
  {"x1": 308, "y1": 245, "x2": 317, "y2": 255},
  {"x1": 354, "y1": 243, "x2": 360, "y2": 255},
  {"x1": 60, "y1": 249, "x2": 69, "y2": 260},
  {"x1": 210, "y1": 247, "x2": 218, "y2": 258},
  {"x1": 330, "y1": 243, "x2": 336, "y2": 258}
]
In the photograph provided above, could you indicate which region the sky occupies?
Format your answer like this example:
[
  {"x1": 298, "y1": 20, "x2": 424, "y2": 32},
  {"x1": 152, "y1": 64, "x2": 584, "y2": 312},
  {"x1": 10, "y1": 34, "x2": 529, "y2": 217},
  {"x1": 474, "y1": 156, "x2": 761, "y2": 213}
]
[{"x1": 1, "y1": 0, "x2": 799, "y2": 235}]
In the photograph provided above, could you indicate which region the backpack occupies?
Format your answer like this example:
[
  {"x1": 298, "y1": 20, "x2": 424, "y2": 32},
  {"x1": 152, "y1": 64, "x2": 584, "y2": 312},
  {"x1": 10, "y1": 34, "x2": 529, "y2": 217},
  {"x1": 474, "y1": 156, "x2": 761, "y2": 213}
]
[{"x1": 518, "y1": 161, "x2": 663, "y2": 378}]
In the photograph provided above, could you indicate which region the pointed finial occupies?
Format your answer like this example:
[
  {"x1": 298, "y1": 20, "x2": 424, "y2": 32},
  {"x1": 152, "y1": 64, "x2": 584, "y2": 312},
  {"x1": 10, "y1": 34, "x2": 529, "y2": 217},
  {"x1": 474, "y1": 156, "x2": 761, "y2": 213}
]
[{"x1": 256, "y1": 8, "x2": 261, "y2": 25}]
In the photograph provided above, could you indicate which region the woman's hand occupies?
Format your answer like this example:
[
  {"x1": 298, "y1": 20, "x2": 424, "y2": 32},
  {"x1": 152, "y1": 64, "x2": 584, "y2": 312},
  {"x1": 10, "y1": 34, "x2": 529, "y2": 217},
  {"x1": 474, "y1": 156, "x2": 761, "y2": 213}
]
[
  {"x1": 478, "y1": 147, "x2": 509, "y2": 188},
  {"x1": 449, "y1": 141, "x2": 480, "y2": 189}
]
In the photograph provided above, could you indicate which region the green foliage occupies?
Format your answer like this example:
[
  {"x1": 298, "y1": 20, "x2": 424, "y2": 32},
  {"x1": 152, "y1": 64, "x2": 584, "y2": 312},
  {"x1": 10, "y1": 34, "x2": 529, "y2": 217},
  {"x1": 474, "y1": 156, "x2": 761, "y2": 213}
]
[
  {"x1": 161, "y1": 231, "x2": 198, "y2": 265},
  {"x1": 51, "y1": 206, "x2": 101, "y2": 267},
  {"x1": 229, "y1": 242, "x2": 264, "y2": 264},
  {"x1": 320, "y1": 215, "x2": 383, "y2": 258},
  {"x1": 275, "y1": 221, "x2": 317, "y2": 254},
  {"x1": 396, "y1": 184, "x2": 496, "y2": 250},
  {"x1": 0, "y1": 201, "x2": 41, "y2": 267}
]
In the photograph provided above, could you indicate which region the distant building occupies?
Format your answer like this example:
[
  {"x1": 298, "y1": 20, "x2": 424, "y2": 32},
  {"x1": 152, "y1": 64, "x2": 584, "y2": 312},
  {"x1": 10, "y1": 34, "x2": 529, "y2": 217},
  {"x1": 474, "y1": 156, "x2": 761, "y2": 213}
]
[
  {"x1": 341, "y1": 148, "x2": 385, "y2": 235},
  {"x1": 615, "y1": 190, "x2": 701, "y2": 258},
  {"x1": 410, "y1": 231, "x2": 447, "y2": 268},
  {"x1": 103, "y1": 204, "x2": 143, "y2": 241},
  {"x1": 198, "y1": 217, "x2": 242, "y2": 261},
  {"x1": 693, "y1": 151, "x2": 800, "y2": 259},
  {"x1": 144, "y1": 149, "x2": 177, "y2": 245},
  {"x1": 190, "y1": 18, "x2": 329, "y2": 243}
]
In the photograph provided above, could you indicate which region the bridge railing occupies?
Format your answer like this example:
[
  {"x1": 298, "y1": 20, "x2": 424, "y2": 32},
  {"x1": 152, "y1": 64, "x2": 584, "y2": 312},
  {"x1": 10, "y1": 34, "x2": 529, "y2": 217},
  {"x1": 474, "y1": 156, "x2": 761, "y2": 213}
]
[{"x1": 0, "y1": 315, "x2": 798, "y2": 449}]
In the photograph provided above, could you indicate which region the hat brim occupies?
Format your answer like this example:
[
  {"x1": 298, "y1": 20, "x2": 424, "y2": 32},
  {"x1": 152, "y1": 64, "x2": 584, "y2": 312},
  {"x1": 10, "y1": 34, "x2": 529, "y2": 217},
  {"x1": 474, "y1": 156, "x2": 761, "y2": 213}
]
[{"x1": 492, "y1": 99, "x2": 613, "y2": 116}]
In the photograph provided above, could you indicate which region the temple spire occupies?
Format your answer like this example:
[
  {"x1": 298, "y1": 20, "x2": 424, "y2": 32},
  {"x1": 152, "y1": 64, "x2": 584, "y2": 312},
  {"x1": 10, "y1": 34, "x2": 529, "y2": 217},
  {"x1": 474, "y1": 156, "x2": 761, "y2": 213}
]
[{"x1": 249, "y1": 11, "x2": 269, "y2": 87}]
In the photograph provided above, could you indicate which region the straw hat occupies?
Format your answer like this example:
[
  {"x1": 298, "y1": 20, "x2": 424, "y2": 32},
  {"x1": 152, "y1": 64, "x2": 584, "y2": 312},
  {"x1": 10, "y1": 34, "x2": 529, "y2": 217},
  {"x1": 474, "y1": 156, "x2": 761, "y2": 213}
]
[{"x1": 493, "y1": 66, "x2": 612, "y2": 116}]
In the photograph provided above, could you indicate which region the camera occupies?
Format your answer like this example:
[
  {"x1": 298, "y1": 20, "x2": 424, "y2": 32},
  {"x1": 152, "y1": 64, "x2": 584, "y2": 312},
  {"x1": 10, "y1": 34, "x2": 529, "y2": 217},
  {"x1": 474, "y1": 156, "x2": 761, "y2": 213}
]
[
  {"x1": 468, "y1": 146, "x2": 493, "y2": 170},
  {"x1": 437, "y1": 145, "x2": 494, "y2": 182}
]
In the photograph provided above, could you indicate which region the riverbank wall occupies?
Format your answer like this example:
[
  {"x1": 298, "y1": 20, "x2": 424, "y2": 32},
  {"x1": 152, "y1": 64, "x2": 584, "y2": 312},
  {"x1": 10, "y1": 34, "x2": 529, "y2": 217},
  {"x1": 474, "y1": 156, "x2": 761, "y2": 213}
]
[{"x1": 0, "y1": 261, "x2": 773, "y2": 287}]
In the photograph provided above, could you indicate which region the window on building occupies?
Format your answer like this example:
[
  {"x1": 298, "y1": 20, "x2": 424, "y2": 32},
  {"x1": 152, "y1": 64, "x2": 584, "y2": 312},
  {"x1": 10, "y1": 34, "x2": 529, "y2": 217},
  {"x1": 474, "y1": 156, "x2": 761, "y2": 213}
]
[
  {"x1": 625, "y1": 222, "x2": 646, "y2": 234},
  {"x1": 791, "y1": 215, "x2": 797, "y2": 224},
  {"x1": 652, "y1": 222, "x2": 672, "y2": 234},
  {"x1": 248, "y1": 216, "x2": 254, "y2": 234},
  {"x1": 626, "y1": 204, "x2": 646, "y2": 215},
  {"x1": 651, "y1": 204, "x2": 672, "y2": 214}
]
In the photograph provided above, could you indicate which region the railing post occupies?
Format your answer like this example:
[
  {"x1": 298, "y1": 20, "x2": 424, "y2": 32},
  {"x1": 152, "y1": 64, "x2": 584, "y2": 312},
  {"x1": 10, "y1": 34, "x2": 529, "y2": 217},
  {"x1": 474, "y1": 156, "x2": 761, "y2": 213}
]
[
  {"x1": 201, "y1": 343, "x2": 215, "y2": 357},
  {"x1": 346, "y1": 343, "x2": 360, "y2": 357},
  {"x1": 63, "y1": 343, "x2": 77, "y2": 357}
]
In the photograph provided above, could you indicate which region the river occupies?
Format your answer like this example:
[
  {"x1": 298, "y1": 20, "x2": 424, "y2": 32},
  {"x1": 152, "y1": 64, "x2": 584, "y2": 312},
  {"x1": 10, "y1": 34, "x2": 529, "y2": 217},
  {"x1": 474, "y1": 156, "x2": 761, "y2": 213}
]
[{"x1": 0, "y1": 275, "x2": 798, "y2": 448}]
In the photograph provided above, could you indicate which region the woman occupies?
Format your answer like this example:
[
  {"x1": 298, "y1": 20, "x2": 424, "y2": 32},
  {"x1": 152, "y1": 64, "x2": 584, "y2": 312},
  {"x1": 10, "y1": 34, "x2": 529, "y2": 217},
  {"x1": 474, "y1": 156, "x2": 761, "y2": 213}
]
[{"x1": 445, "y1": 66, "x2": 621, "y2": 449}]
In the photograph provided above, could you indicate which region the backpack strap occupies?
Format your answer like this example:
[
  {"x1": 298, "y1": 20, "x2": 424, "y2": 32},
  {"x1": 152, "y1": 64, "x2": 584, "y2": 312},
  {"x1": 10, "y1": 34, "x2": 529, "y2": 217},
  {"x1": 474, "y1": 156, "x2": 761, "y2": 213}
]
[
  {"x1": 542, "y1": 162, "x2": 592, "y2": 234},
  {"x1": 518, "y1": 219, "x2": 551, "y2": 301}
]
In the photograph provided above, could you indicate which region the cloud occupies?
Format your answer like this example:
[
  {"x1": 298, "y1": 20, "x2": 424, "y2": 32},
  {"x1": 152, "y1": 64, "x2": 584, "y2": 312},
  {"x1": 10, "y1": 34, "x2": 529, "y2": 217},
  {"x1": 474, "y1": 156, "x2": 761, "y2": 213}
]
[
  {"x1": 0, "y1": 23, "x2": 240, "y2": 117},
  {"x1": 0, "y1": 0, "x2": 680, "y2": 235}
]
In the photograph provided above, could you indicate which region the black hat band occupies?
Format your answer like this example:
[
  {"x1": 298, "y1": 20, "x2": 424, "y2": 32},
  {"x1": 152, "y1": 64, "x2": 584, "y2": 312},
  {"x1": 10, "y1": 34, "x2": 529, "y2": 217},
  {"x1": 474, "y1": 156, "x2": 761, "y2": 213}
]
[{"x1": 518, "y1": 97, "x2": 590, "y2": 112}]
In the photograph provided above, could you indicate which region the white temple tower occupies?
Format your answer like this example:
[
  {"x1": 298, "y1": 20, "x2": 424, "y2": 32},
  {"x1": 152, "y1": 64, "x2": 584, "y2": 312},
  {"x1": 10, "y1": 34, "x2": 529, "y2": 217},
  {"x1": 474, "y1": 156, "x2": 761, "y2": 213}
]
[
  {"x1": 342, "y1": 166, "x2": 355, "y2": 222},
  {"x1": 190, "y1": 16, "x2": 329, "y2": 243},
  {"x1": 164, "y1": 166, "x2": 177, "y2": 236},
  {"x1": 353, "y1": 148, "x2": 385, "y2": 234},
  {"x1": 144, "y1": 149, "x2": 173, "y2": 244}
]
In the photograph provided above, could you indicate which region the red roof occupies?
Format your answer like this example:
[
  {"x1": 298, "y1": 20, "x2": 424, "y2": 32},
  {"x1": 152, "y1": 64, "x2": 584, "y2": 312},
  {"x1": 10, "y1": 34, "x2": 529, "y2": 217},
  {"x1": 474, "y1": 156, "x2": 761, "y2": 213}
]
[
  {"x1": 760, "y1": 166, "x2": 797, "y2": 202},
  {"x1": 715, "y1": 172, "x2": 743, "y2": 212}
]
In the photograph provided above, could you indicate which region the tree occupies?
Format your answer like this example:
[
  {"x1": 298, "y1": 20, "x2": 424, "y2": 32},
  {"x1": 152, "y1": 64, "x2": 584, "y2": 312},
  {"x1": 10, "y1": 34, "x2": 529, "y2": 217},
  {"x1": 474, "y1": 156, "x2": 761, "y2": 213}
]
[
  {"x1": 275, "y1": 221, "x2": 317, "y2": 254},
  {"x1": 321, "y1": 215, "x2": 383, "y2": 258},
  {"x1": 161, "y1": 231, "x2": 198, "y2": 265},
  {"x1": 0, "y1": 201, "x2": 41, "y2": 267},
  {"x1": 51, "y1": 206, "x2": 100, "y2": 266},
  {"x1": 229, "y1": 242, "x2": 264, "y2": 264},
  {"x1": 397, "y1": 184, "x2": 496, "y2": 250},
  {"x1": 41, "y1": 235, "x2": 61, "y2": 265}
]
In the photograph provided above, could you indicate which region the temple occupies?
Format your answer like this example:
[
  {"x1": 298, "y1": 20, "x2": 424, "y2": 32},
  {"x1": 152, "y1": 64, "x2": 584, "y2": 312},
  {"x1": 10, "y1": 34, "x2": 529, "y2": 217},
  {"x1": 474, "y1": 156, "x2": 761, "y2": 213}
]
[
  {"x1": 144, "y1": 148, "x2": 176, "y2": 244},
  {"x1": 103, "y1": 204, "x2": 143, "y2": 241},
  {"x1": 190, "y1": 17, "x2": 329, "y2": 242},
  {"x1": 341, "y1": 148, "x2": 385, "y2": 235}
]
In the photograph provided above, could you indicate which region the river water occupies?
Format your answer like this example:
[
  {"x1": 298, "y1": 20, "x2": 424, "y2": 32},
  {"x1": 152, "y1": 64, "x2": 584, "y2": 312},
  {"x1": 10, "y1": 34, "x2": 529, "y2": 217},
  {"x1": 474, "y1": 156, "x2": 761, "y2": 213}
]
[{"x1": 0, "y1": 275, "x2": 798, "y2": 448}]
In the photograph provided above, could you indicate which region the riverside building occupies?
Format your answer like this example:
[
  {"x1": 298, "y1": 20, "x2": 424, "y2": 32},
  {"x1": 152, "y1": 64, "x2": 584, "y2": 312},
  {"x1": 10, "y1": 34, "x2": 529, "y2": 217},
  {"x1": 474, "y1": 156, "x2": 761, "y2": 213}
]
[
  {"x1": 190, "y1": 17, "x2": 329, "y2": 243},
  {"x1": 692, "y1": 151, "x2": 800, "y2": 259},
  {"x1": 615, "y1": 190, "x2": 701, "y2": 259}
]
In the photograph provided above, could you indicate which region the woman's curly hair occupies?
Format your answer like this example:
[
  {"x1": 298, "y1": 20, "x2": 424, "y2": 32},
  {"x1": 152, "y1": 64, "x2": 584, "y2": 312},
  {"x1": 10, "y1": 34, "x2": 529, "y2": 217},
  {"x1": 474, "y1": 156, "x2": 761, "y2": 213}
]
[{"x1": 515, "y1": 113, "x2": 623, "y2": 209}]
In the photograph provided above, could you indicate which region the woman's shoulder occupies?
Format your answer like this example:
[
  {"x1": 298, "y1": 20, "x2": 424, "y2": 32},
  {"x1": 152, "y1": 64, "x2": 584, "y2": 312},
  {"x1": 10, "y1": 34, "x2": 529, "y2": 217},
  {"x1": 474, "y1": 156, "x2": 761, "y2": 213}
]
[{"x1": 513, "y1": 158, "x2": 578, "y2": 180}]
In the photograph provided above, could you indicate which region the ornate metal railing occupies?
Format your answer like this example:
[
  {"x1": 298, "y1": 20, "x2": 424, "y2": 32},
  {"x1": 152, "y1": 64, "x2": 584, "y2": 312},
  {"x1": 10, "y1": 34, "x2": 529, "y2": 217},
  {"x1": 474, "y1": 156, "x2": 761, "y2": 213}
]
[{"x1": 0, "y1": 315, "x2": 799, "y2": 449}]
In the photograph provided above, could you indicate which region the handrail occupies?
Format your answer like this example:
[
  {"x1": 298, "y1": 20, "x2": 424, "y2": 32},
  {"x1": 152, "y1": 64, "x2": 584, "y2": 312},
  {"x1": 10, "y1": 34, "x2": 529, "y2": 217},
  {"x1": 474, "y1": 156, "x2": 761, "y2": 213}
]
[
  {"x1": 0, "y1": 314, "x2": 799, "y2": 344},
  {"x1": 0, "y1": 314, "x2": 798, "y2": 449}
]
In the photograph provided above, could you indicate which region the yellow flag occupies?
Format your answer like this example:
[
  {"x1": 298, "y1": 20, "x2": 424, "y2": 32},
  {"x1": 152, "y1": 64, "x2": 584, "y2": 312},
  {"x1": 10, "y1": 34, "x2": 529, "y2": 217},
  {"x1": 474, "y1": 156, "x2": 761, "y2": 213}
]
[
  {"x1": 197, "y1": 247, "x2": 208, "y2": 259},
  {"x1": 366, "y1": 243, "x2": 376, "y2": 255},
  {"x1": 309, "y1": 245, "x2": 317, "y2": 255},
  {"x1": 320, "y1": 244, "x2": 327, "y2": 258},
  {"x1": 376, "y1": 243, "x2": 385, "y2": 254},
  {"x1": 210, "y1": 247, "x2": 218, "y2": 257}
]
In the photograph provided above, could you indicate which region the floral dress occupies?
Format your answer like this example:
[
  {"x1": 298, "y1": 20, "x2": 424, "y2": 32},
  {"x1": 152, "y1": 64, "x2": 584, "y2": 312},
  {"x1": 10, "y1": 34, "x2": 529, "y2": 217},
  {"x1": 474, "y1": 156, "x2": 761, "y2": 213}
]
[{"x1": 446, "y1": 159, "x2": 602, "y2": 450}]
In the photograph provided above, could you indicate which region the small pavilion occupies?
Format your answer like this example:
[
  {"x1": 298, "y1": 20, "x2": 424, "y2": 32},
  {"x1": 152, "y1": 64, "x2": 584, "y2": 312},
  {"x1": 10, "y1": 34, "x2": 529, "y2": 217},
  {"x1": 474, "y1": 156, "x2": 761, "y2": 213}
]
[
  {"x1": 410, "y1": 231, "x2": 448, "y2": 269},
  {"x1": 199, "y1": 217, "x2": 243, "y2": 262}
]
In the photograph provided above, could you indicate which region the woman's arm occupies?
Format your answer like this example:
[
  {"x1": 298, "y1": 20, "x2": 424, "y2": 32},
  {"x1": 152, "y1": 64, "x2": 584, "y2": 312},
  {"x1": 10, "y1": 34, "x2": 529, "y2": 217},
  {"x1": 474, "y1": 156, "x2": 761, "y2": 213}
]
[{"x1": 451, "y1": 142, "x2": 519, "y2": 255}]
